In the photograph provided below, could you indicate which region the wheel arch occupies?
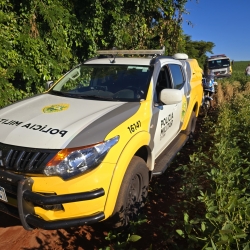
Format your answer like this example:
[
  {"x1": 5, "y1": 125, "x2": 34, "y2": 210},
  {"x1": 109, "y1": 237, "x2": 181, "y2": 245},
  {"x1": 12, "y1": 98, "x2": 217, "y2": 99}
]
[
  {"x1": 192, "y1": 101, "x2": 199, "y2": 117},
  {"x1": 181, "y1": 100, "x2": 199, "y2": 136},
  {"x1": 103, "y1": 131, "x2": 151, "y2": 219}
]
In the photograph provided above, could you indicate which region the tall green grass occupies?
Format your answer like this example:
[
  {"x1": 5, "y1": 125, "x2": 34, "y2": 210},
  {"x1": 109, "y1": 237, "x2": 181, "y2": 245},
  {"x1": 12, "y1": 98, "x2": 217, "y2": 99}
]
[
  {"x1": 232, "y1": 61, "x2": 250, "y2": 73},
  {"x1": 228, "y1": 61, "x2": 250, "y2": 87},
  {"x1": 174, "y1": 68, "x2": 250, "y2": 249}
]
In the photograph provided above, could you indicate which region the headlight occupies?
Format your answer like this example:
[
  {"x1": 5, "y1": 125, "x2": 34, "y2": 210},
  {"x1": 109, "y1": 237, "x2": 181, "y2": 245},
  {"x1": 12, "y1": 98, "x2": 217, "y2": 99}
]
[{"x1": 44, "y1": 136, "x2": 119, "y2": 180}]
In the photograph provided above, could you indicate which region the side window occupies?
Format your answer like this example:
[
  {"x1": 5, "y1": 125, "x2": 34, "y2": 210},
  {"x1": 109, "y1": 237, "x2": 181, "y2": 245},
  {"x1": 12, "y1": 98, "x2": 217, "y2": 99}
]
[
  {"x1": 156, "y1": 66, "x2": 172, "y2": 101},
  {"x1": 168, "y1": 64, "x2": 185, "y2": 89}
]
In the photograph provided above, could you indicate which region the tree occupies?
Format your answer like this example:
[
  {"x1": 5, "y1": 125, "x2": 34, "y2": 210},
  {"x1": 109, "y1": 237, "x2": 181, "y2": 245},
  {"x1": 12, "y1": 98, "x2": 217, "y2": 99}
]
[
  {"x1": 0, "y1": 0, "x2": 83, "y2": 106},
  {"x1": 0, "y1": 0, "x2": 212, "y2": 107},
  {"x1": 181, "y1": 35, "x2": 215, "y2": 68},
  {"x1": 69, "y1": 0, "x2": 189, "y2": 57}
]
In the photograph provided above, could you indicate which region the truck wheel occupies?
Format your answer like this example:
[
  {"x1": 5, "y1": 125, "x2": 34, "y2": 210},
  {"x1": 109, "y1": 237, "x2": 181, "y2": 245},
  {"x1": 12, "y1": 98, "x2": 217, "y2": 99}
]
[
  {"x1": 183, "y1": 111, "x2": 197, "y2": 136},
  {"x1": 199, "y1": 104, "x2": 207, "y2": 117},
  {"x1": 205, "y1": 99, "x2": 211, "y2": 110},
  {"x1": 107, "y1": 156, "x2": 149, "y2": 228}
]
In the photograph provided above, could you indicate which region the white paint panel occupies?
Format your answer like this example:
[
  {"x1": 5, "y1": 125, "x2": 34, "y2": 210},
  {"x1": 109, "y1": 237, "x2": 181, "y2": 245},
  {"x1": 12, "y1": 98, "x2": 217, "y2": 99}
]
[{"x1": 153, "y1": 102, "x2": 182, "y2": 158}]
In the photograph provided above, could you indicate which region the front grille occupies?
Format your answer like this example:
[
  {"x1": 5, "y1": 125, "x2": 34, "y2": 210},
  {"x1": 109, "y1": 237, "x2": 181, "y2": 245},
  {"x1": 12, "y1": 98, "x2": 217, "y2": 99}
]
[
  {"x1": 217, "y1": 70, "x2": 226, "y2": 74},
  {"x1": 0, "y1": 143, "x2": 58, "y2": 173}
]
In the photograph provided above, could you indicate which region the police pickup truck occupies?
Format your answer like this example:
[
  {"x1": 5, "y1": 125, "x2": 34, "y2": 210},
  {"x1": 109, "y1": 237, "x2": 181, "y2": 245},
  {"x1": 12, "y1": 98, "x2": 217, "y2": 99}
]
[{"x1": 0, "y1": 48, "x2": 203, "y2": 230}]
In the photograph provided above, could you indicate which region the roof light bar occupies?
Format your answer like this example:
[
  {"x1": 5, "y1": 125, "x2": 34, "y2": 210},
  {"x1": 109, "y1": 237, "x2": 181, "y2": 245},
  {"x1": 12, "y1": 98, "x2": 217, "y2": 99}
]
[{"x1": 97, "y1": 47, "x2": 165, "y2": 55}]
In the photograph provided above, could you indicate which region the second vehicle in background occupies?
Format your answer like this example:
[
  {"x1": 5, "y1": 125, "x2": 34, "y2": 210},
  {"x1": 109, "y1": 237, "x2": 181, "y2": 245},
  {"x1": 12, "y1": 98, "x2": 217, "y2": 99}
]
[{"x1": 205, "y1": 54, "x2": 232, "y2": 78}]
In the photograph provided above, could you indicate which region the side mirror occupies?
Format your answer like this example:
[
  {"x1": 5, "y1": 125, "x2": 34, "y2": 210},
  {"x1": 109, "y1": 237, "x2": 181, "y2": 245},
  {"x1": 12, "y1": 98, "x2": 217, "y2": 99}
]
[
  {"x1": 159, "y1": 89, "x2": 182, "y2": 105},
  {"x1": 44, "y1": 80, "x2": 54, "y2": 90}
]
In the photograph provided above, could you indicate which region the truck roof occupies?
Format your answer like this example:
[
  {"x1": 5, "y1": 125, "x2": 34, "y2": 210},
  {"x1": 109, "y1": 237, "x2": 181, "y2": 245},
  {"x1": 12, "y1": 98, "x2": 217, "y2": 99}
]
[{"x1": 208, "y1": 54, "x2": 230, "y2": 61}]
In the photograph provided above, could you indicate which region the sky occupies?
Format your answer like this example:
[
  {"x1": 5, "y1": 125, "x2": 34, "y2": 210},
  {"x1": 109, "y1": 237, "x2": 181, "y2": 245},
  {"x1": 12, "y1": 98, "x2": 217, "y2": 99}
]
[{"x1": 182, "y1": 0, "x2": 250, "y2": 61}]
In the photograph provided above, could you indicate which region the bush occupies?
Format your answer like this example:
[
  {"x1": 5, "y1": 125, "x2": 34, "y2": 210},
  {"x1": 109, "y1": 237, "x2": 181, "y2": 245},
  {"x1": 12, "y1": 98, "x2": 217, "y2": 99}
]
[{"x1": 175, "y1": 71, "x2": 250, "y2": 249}]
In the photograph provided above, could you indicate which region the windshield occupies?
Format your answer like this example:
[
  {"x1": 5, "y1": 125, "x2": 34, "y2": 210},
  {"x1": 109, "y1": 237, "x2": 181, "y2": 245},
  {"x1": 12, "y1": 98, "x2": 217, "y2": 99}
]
[
  {"x1": 50, "y1": 64, "x2": 152, "y2": 102},
  {"x1": 208, "y1": 59, "x2": 230, "y2": 69}
]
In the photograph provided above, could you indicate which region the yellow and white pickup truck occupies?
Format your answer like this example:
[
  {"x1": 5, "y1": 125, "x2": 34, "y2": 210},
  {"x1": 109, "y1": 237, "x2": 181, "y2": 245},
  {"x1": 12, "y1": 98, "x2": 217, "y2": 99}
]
[{"x1": 0, "y1": 48, "x2": 203, "y2": 230}]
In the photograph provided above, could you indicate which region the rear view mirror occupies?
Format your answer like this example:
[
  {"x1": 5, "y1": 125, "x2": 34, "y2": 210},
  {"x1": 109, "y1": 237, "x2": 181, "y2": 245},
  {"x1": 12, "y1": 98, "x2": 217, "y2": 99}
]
[
  {"x1": 44, "y1": 80, "x2": 54, "y2": 90},
  {"x1": 159, "y1": 89, "x2": 182, "y2": 105}
]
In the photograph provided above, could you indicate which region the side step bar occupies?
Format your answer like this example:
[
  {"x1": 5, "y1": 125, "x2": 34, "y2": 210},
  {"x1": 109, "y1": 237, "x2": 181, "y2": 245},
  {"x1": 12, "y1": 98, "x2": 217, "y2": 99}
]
[{"x1": 152, "y1": 133, "x2": 189, "y2": 176}]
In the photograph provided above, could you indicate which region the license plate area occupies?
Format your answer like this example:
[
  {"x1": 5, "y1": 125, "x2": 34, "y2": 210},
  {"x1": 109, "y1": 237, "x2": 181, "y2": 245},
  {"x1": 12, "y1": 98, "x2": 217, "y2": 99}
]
[{"x1": 0, "y1": 186, "x2": 8, "y2": 202}]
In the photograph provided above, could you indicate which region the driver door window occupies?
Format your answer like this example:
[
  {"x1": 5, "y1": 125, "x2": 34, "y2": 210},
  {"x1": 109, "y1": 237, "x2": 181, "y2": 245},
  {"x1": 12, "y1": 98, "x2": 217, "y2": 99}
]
[{"x1": 156, "y1": 66, "x2": 172, "y2": 101}]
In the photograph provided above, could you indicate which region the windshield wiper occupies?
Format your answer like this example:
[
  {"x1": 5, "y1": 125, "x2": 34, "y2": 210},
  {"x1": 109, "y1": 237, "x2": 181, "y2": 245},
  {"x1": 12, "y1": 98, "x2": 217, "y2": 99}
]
[
  {"x1": 79, "y1": 95, "x2": 115, "y2": 101},
  {"x1": 49, "y1": 91, "x2": 117, "y2": 101},
  {"x1": 49, "y1": 90, "x2": 78, "y2": 97}
]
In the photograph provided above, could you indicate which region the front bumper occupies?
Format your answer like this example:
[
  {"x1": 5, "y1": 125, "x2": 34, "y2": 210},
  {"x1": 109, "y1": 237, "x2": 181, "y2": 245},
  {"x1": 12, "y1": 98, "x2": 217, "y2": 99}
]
[
  {"x1": 0, "y1": 169, "x2": 105, "y2": 230},
  {"x1": 215, "y1": 73, "x2": 231, "y2": 78}
]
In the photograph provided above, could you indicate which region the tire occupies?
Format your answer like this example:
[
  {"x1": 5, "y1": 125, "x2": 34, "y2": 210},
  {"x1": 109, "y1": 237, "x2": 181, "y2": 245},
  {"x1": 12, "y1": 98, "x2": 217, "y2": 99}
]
[
  {"x1": 199, "y1": 105, "x2": 207, "y2": 117},
  {"x1": 183, "y1": 111, "x2": 197, "y2": 136},
  {"x1": 106, "y1": 156, "x2": 149, "y2": 228},
  {"x1": 205, "y1": 99, "x2": 211, "y2": 110},
  {"x1": 199, "y1": 103, "x2": 207, "y2": 117}
]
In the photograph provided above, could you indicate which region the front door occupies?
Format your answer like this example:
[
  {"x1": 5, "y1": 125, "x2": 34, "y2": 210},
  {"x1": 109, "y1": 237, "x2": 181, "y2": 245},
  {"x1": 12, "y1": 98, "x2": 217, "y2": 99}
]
[{"x1": 152, "y1": 63, "x2": 184, "y2": 157}]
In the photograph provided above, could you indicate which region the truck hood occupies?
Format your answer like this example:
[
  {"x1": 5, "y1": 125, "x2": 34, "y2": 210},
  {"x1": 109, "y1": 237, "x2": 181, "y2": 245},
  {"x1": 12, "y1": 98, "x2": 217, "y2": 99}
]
[{"x1": 0, "y1": 94, "x2": 140, "y2": 149}]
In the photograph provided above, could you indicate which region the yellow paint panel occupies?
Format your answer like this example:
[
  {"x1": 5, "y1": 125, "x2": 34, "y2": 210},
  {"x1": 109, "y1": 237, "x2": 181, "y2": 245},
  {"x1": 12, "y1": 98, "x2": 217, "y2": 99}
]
[
  {"x1": 104, "y1": 99, "x2": 152, "y2": 163},
  {"x1": 32, "y1": 162, "x2": 115, "y2": 220},
  {"x1": 181, "y1": 59, "x2": 203, "y2": 130}
]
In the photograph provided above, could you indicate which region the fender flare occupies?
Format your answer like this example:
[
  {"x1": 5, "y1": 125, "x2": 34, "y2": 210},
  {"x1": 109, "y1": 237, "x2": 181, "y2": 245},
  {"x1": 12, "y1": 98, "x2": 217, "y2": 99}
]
[
  {"x1": 182, "y1": 96, "x2": 199, "y2": 131},
  {"x1": 104, "y1": 131, "x2": 150, "y2": 218}
]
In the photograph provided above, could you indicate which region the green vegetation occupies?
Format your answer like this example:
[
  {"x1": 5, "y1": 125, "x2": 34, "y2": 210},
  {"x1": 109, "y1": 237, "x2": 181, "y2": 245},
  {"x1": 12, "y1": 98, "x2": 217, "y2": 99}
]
[
  {"x1": 0, "y1": 0, "x2": 214, "y2": 109},
  {"x1": 218, "y1": 61, "x2": 250, "y2": 93},
  {"x1": 182, "y1": 34, "x2": 214, "y2": 68},
  {"x1": 232, "y1": 61, "x2": 250, "y2": 73},
  {"x1": 175, "y1": 90, "x2": 250, "y2": 249}
]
